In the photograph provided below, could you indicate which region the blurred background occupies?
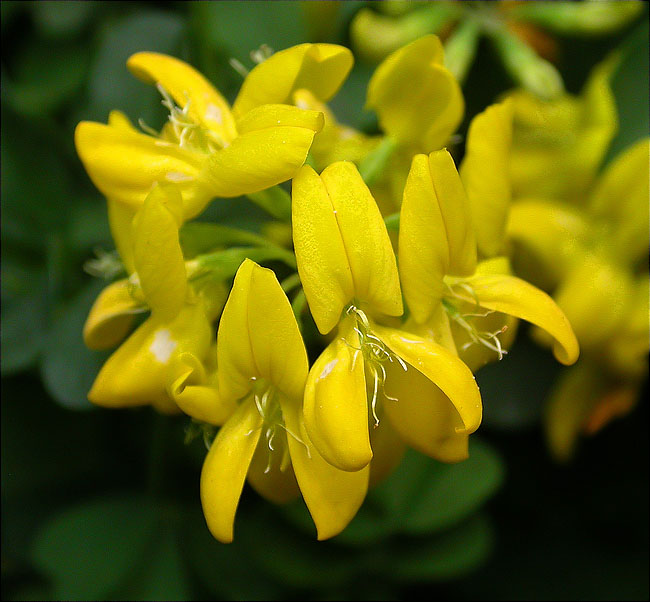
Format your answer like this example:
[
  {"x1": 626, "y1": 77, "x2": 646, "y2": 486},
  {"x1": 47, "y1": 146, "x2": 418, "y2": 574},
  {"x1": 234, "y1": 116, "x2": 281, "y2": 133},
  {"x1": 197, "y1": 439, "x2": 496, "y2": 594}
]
[{"x1": 1, "y1": 2, "x2": 648, "y2": 600}]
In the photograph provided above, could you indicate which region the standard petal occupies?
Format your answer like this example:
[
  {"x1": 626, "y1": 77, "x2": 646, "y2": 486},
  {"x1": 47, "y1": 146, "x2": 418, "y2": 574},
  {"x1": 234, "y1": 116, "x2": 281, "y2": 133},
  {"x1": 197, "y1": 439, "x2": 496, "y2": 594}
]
[
  {"x1": 127, "y1": 51, "x2": 237, "y2": 144},
  {"x1": 167, "y1": 352, "x2": 235, "y2": 426},
  {"x1": 367, "y1": 35, "x2": 463, "y2": 151},
  {"x1": 373, "y1": 325, "x2": 482, "y2": 434},
  {"x1": 201, "y1": 125, "x2": 318, "y2": 198},
  {"x1": 283, "y1": 397, "x2": 369, "y2": 541},
  {"x1": 132, "y1": 184, "x2": 187, "y2": 321},
  {"x1": 427, "y1": 150, "x2": 476, "y2": 276},
  {"x1": 382, "y1": 360, "x2": 470, "y2": 463},
  {"x1": 292, "y1": 164, "x2": 355, "y2": 335},
  {"x1": 461, "y1": 273, "x2": 580, "y2": 365},
  {"x1": 398, "y1": 153, "x2": 449, "y2": 323},
  {"x1": 200, "y1": 399, "x2": 263, "y2": 543},
  {"x1": 232, "y1": 43, "x2": 353, "y2": 118},
  {"x1": 303, "y1": 317, "x2": 373, "y2": 472},
  {"x1": 246, "y1": 262, "x2": 309, "y2": 401},
  {"x1": 460, "y1": 100, "x2": 514, "y2": 258},
  {"x1": 320, "y1": 161, "x2": 403, "y2": 318},
  {"x1": 75, "y1": 121, "x2": 212, "y2": 217},
  {"x1": 83, "y1": 279, "x2": 144, "y2": 350},
  {"x1": 88, "y1": 303, "x2": 212, "y2": 409}
]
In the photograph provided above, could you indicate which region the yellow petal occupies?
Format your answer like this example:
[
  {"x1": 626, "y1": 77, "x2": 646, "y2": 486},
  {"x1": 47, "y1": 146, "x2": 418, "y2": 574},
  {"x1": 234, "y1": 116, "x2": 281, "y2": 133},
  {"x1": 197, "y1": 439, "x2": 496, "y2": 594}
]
[
  {"x1": 291, "y1": 164, "x2": 355, "y2": 334},
  {"x1": 461, "y1": 273, "x2": 579, "y2": 365},
  {"x1": 367, "y1": 35, "x2": 463, "y2": 151},
  {"x1": 132, "y1": 184, "x2": 187, "y2": 321},
  {"x1": 83, "y1": 279, "x2": 144, "y2": 350},
  {"x1": 506, "y1": 199, "x2": 589, "y2": 290},
  {"x1": 283, "y1": 397, "x2": 369, "y2": 540},
  {"x1": 200, "y1": 399, "x2": 263, "y2": 543},
  {"x1": 382, "y1": 360, "x2": 470, "y2": 463},
  {"x1": 107, "y1": 199, "x2": 136, "y2": 275},
  {"x1": 236, "y1": 103, "x2": 324, "y2": 135},
  {"x1": 217, "y1": 260, "x2": 308, "y2": 402},
  {"x1": 88, "y1": 303, "x2": 212, "y2": 409},
  {"x1": 427, "y1": 150, "x2": 476, "y2": 276},
  {"x1": 127, "y1": 51, "x2": 237, "y2": 144},
  {"x1": 232, "y1": 44, "x2": 353, "y2": 118},
  {"x1": 246, "y1": 432, "x2": 301, "y2": 505},
  {"x1": 460, "y1": 100, "x2": 514, "y2": 258},
  {"x1": 398, "y1": 153, "x2": 449, "y2": 323},
  {"x1": 589, "y1": 138, "x2": 650, "y2": 264},
  {"x1": 543, "y1": 361, "x2": 603, "y2": 463},
  {"x1": 75, "y1": 121, "x2": 212, "y2": 218},
  {"x1": 246, "y1": 262, "x2": 309, "y2": 401},
  {"x1": 303, "y1": 316, "x2": 373, "y2": 472},
  {"x1": 372, "y1": 325, "x2": 482, "y2": 434},
  {"x1": 201, "y1": 125, "x2": 318, "y2": 199},
  {"x1": 543, "y1": 254, "x2": 632, "y2": 354},
  {"x1": 320, "y1": 162, "x2": 403, "y2": 317},
  {"x1": 368, "y1": 411, "x2": 406, "y2": 488},
  {"x1": 167, "y1": 352, "x2": 235, "y2": 426}
]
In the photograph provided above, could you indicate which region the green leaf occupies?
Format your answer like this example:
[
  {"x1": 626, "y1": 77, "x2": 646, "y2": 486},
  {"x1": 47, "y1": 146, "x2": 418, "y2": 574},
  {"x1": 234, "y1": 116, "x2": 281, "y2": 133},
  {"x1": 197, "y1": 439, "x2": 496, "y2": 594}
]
[
  {"x1": 194, "y1": 246, "x2": 297, "y2": 282},
  {"x1": 401, "y1": 439, "x2": 504, "y2": 534},
  {"x1": 31, "y1": 0, "x2": 96, "y2": 38},
  {"x1": 31, "y1": 495, "x2": 161, "y2": 601},
  {"x1": 0, "y1": 259, "x2": 48, "y2": 375},
  {"x1": 179, "y1": 222, "x2": 280, "y2": 258},
  {"x1": 371, "y1": 438, "x2": 504, "y2": 535},
  {"x1": 40, "y1": 279, "x2": 110, "y2": 410},
  {"x1": 391, "y1": 513, "x2": 494, "y2": 581},
  {"x1": 607, "y1": 19, "x2": 650, "y2": 161}
]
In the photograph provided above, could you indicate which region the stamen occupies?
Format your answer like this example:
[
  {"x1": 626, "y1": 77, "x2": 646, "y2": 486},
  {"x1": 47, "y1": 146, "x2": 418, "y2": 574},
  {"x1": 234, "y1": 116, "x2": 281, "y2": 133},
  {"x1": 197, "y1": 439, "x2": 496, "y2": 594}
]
[{"x1": 229, "y1": 57, "x2": 249, "y2": 78}]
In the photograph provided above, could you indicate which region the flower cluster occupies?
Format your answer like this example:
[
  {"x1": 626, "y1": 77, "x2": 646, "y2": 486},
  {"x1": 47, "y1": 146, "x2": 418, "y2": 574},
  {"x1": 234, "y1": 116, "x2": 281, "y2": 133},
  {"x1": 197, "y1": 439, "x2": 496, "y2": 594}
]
[{"x1": 77, "y1": 38, "x2": 579, "y2": 542}]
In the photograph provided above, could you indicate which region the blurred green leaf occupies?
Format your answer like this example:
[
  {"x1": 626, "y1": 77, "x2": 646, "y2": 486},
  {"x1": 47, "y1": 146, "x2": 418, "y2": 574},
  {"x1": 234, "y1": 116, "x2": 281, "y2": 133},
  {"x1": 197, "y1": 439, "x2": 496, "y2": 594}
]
[
  {"x1": 32, "y1": 495, "x2": 163, "y2": 601},
  {"x1": 371, "y1": 438, "x2": 504, "y2": 535},
  {"x1": 1, "y1": 260, "x2": 47, "y2": 375},
  {"x1": 607, "y1": 18, "x2": 649, "y2": 161},
  {"x1": 40, "y1": 279, "x2": 109, "y2": 410},
  {"x1": 179, "y1": 222, "x2": 281, "y2": 258},
  {"x1": 83, "y1": 11, "x2": 185, "y2": 125},
  {"x1": 391, "y1": 513, "x2": 494, "y2": 581},
  {"x1": 31, "y1": 0, "x2": 96, "y2": 38},
  {"x1": 2, "y1": 41, "x2": 89, "y2": 117}
]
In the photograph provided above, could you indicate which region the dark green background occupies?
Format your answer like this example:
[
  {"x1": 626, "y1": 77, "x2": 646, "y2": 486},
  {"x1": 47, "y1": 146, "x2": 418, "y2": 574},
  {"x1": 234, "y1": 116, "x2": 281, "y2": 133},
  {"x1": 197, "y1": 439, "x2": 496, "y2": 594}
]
[{"x1": 2, "y1": 2, "x2": 648, "y2": 600}]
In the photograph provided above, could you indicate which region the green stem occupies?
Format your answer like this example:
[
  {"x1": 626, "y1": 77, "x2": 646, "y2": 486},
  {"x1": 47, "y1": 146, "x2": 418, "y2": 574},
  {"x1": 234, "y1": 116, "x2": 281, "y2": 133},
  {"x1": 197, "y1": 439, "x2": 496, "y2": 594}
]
[{"x1": 247, "y1": 185, "x2": 292, "y2": 221}]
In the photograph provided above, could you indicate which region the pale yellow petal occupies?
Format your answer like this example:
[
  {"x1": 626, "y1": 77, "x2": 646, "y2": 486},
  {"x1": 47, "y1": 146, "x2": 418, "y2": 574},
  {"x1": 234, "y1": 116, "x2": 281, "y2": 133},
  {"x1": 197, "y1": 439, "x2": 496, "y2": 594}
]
[
  {"x1": 107, "y1": 199, "x2": 137, "y2": 275},
  {"x1": 373, "y1": 325, "x2": 482, "y2": 434},
  {"x1": 320, "y1": 161, "x2": 403, "y2": 317},
  {"x1": 201, "y1": 125, "x2": 318, "y2": 198},
  {"x1": 232, "y1": 44, "x2": 353, "y2": 118},
  {"x1": 200, "y1": 399, "x2": 262, "y2": 543},
  {"x1": 167, "y1": 352, "x2": 235, "y2": 426},
  {"x1": 83, "y1": 279, "x2": 143, "y2": 350},
  {"x1": 75, "y1": 121, "x2": 212, "y2": 217},
  {"x1": 398, "y1": 153, "x2": 449, "y2": 323},
  {"x1": 283, "y1": 397, "x2": 369, "y2": 540},
  {"x1": 367, "y1": 35, "x2": 463, "y2": 151},
  {"x1": 382, "y1": 360, "x2": 469, "y2": 463},
  {"x1": 460, "y1": 100, "x2": 514, "y2": 258},
  {"x1": 88, "y1": 303, "x2": 212, "y2": 409},
  {"x1": 127, "y1": 51, "x2": 237, "y2": 144},
  {"x1": 368, "y1": 411, "x2": 406, "y2": 488},
  {"x1": 292, "y1": 164, "x2": 355, "y2": 335},
  {"x1": 303, "y1": 317, "x2": 373, "y2": 471},
  {"x1": 132, "y1": 184, "x2": 187, "y2": 320},
  {"x1": 462, "y1": 273, "x2": 579, "y2": 365}
]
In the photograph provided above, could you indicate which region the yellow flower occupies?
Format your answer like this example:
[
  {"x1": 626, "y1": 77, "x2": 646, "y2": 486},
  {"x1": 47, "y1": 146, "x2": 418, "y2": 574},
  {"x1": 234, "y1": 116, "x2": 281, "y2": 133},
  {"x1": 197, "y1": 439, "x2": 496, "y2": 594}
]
[
  {"x1": 85, "y1": 183, "x2": 214, "y2": 414},
  {"x1": 198, "y1": 259, "x2": 369, "y2": 543},
  {"x1": 292, "y1": 161, "x2": 482, "y2": 471},
  {"x1": 505, "y1": 54, "x2": 618, "y2": 203},
  {"x1": 398, "y1": 148, "x2": 579, "y2": 377},
  {"x1": 75, "y1": 44, "x2": 355, "y2": 220},
  {"x1": 507, "y1": 137, "x2": 649, "y2": 460}
]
